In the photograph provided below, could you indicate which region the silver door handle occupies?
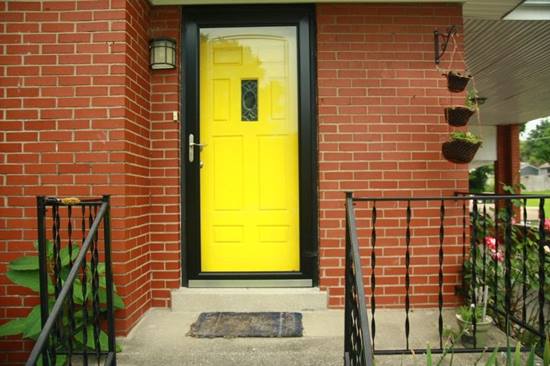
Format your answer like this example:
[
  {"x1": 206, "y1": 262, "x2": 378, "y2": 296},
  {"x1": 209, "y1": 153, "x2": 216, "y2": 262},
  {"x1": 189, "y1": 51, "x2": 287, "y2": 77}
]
[{"x1": 188, "y1": 133, "x2": 207, "y2": 162}]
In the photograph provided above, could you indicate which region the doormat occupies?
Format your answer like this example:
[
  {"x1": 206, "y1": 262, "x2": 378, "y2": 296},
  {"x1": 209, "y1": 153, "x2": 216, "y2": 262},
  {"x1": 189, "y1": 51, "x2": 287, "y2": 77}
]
[{"x1": 188, "y1": 312, "x2": 303, "y2": 338}]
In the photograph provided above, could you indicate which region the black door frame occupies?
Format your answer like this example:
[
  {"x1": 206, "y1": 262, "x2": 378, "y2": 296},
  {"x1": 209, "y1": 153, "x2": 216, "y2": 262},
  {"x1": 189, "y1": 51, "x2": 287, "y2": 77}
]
[{"x1": 181, "y1": 5, "x2": 318, "y2": 285}]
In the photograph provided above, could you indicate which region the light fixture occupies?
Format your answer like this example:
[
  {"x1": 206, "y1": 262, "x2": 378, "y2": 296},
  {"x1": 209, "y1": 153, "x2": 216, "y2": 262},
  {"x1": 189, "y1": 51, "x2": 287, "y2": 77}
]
[{"x1": 149, "y1": 38, "x2": 176, "y2": 70}]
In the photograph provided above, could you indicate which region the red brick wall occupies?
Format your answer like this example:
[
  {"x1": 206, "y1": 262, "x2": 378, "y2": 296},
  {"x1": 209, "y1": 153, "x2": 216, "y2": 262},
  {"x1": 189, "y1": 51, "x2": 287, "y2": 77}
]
[
  {"x1": 0, "y1": 0, "x2": 177, "y2": 362},
  {"x1": 316, "y1": 3, "x2": 468, "y2": 307},
  {"x1": 149, "y1": 6, "x2": 182, "y2": 307},
  {"x1": 119, "y1": 0, "x2": 153, "y2": 331}
]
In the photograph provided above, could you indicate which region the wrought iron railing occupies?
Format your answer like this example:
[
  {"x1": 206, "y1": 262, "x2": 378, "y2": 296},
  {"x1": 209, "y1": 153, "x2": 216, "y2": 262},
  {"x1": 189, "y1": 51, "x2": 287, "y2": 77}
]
[
  {"x1": 345, "y1": 192, "x2": 549, "y2": 357},
  {"x1": 27, "y1": 196, "x2": 116, "y2": 366},
  {"x1": 344, "y1": 193, "x2": 374, "y2": 366}
]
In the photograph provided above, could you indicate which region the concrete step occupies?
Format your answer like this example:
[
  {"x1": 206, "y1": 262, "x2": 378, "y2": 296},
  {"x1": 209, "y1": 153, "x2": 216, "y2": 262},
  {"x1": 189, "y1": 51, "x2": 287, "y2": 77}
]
[
  {"x1": 171, "y1": 288, "x2": 328, "y2": 312},
  {"x1": 117, "y1": 308, "x2": 344, "y2": 366}
]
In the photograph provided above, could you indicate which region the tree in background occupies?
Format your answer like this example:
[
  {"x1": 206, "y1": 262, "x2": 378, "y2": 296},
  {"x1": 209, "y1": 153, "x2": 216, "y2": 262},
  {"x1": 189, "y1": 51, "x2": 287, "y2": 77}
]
[
  {"x1": 469, "y1": 165, "x2": 494, "y2": 193},
  {"x1": 521, "y1": 119, "x2": 550, "y2": 165}
]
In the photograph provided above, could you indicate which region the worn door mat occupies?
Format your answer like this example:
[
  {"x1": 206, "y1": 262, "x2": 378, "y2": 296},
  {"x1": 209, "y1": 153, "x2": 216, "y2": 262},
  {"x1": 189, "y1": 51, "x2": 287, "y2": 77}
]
[{"x1": 188, "y1": 312, "x2": 303, "y2": 338}]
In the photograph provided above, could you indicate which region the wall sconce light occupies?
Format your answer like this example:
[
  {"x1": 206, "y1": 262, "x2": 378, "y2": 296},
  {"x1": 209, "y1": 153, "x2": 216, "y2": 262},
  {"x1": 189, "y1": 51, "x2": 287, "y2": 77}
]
[{"x1": 149, "y1": 38, "x2": 176, "y2": 70}]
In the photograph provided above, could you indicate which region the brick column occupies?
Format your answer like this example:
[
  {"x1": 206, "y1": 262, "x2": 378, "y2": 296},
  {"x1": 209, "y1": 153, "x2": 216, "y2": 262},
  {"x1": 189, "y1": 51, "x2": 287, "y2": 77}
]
[{"x1": 495, "y1": 124, "x2": 521, "y2": 194}]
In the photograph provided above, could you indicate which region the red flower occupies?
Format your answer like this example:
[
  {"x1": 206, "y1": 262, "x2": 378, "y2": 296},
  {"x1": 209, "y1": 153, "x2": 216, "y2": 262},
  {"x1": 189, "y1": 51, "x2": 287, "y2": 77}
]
[
  {"x1": 484, "y1": 236, "x2": 497, "y2": 251},
  {"x1": 544, "y1": 218, "x2": 550, "y2": 232},
  {"x1": 491, "y1": 250, "x2": 504, "y2": 262}
]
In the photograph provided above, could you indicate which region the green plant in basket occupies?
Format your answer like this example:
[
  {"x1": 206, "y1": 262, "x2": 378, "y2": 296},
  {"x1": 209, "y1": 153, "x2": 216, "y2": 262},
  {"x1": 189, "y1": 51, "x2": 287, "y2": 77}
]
[
  {"x1": 0, "y1": 240, "x2": 124, "y2": 365},
  {"x1": 449, "y1": 131, "x2": 482, "y2": 145}
]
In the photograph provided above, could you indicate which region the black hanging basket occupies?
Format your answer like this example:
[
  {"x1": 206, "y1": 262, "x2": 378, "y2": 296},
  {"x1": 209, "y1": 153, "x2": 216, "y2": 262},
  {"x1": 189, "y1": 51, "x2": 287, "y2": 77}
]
[
  {"x1": 442, "y1": 140, "x2": 481, "y2": 164},
  {"x1": 446, "y1": 71, "x2": 472, "y2": 93},
  {"x1": 444, "y1": 106, "x2": 476, "y2": 127}
]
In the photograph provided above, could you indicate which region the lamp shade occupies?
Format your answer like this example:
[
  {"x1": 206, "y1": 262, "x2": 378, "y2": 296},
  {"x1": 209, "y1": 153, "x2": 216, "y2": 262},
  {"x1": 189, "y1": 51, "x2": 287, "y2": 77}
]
[{"x1": 149, "y1": 38, "x2": 176, "y2": 70}]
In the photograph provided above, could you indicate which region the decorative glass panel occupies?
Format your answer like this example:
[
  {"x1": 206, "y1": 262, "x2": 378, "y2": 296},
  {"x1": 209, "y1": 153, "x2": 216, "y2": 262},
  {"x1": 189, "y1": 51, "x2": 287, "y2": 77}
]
[{"x1": 241, "y1": 80, "x2": 258, "y2": 121}]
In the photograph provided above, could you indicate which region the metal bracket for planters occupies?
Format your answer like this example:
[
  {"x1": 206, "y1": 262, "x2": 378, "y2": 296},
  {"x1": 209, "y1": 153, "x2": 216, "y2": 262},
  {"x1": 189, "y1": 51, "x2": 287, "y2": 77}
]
[{"x1": 434, "y1": 25, "x2": 458, "y2": 65}]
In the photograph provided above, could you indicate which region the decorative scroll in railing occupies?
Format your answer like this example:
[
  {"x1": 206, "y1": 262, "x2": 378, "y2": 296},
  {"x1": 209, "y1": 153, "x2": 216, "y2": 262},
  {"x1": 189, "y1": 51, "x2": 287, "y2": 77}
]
[
  {"x1": 345, "y1": 192, "x2": 549, "y2": 357},
  {"x1": 344, "y1": 193, "x2": 374, "y2": 366},
  {"x1": 26, "y1": 196, "x2": 116, "y2": 366}
]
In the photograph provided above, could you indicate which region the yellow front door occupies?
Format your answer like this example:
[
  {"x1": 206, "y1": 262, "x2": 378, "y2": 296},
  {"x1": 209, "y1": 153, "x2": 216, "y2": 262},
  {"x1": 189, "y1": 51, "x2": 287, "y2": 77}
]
[{"x1": 199, "y1": 27, "x2": 300, "y2": 272}]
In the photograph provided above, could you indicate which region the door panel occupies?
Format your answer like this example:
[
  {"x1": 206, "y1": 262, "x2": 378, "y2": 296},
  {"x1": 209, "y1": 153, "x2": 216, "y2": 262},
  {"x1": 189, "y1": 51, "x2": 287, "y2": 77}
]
[{"x1": 199, "y1": 27, "x2": 300, "y2": 272}]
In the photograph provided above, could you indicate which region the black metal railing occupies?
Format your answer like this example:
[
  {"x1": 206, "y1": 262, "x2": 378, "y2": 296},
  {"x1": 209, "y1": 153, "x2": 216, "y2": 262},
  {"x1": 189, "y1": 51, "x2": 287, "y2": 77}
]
[
  {"x1": 27, "y1": 196, "x2": 116, "y2": 366},
  {"x1": 345, "y1": 192, "x2": 549, "y2": 357},
  {"x1": 344, "y1": 193, "x2": 374, "y2": 366}
]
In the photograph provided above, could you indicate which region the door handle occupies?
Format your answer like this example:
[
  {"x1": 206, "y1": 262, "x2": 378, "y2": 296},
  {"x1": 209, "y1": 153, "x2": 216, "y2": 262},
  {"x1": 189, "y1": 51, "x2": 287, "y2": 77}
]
[{"x1": 188, "y1": 133, "x2": 207, "y2": 163}]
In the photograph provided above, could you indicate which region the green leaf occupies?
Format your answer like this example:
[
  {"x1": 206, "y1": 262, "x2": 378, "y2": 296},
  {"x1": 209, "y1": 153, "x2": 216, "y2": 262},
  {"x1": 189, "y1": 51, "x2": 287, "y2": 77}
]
[
  {"x1": 74, "y1": 327, "x2": 110, "y2": 352},
  {"x1": 526, "y1": 346, "x2": 536, "y2": 366},
  {"x1": 484, "y1": 348, "x2": 498, "y2": 366},
  {"x1": 9, "y1": 256, "x2": 39, "y2": 271},
  {"x1": 426, "y1": 344, "x2": 432, "y2": 366},
  {"x1": 7, "y1": 269, "x2": 40, "y2": 293},
  {"x1": 55, "y1": 355, "x2": 67, "y2": 366},
  {"x1": 37, "y1": 354, "x2": 67, "y2": 366},
  {"x1": 72, "y1": 279, "x2": 86, "y2": 305},
  {"x1": 113, "y1": 292, "x2": 124, "y2": 310},
  {"x1": 22, "y1": 305, "x2": 43, "y2": 339},
  {"x1": 7, "y1": 269, "x2": 54, "y2": 295},
  {"x1": 512, "y1": 342, "x2": 521, "y2": 366},
  {"x1": 0, "y1": 317, "x2": 27, "y2": 337},
  {"x1": 33, "y1": 240, "x2": 54, "y2": 259},
  {"x1": 485, "y1": 348, "x2": 498, "y2": 366},
  {"x1": 544, "y1": 337, "x2": 550, "y2": 366},
  {"x1": 99, "y1": 287, "x2": 125, "y2": 310},
  {"x1": 59, "y1": 245, "x2": 79, "y2": 268}
]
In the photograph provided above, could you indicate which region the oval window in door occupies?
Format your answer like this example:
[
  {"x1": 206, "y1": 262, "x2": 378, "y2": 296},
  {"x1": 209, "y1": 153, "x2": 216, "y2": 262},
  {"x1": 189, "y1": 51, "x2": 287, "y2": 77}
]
[{"x1": 242, "y1": 79, "x2": 258, "y2": 121}]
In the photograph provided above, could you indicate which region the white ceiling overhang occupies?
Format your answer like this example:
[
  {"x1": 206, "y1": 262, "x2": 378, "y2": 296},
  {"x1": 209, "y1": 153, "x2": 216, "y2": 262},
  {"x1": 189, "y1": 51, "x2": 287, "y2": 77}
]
[
  {"x1": 151, "y1": 0, "x2": 550, "y2": 125},
  {"x1": 464, "y1": 19, "x2": 550, "y2": 125}
]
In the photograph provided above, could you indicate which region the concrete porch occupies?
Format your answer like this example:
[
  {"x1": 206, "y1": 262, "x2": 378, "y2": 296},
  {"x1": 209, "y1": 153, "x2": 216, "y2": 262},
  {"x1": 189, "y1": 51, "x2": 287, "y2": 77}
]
[{"x1": 116, "y1": 289, "x2": 517, "y2": 366}]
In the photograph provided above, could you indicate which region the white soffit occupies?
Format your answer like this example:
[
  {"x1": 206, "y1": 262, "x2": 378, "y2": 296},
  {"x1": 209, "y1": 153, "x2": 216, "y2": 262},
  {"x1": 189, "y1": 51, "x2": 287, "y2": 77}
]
[
  {"x1": 504, "y1": 0, "x2": 550, "y2": 20},
  {"x1": 462, "y1": 0, "x2": 522, "y2": 19},
  {"x1": 464, "y1": 19, "x2": 550, "y2": 125}
]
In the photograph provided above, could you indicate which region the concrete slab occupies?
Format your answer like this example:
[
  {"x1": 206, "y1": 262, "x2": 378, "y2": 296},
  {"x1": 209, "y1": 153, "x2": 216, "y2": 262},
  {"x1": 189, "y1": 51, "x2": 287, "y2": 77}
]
[
  {"x1": 117, "y1": 308, "x2": 343, "y2": 366},
  {"x1": 117, "y1": 307, "x2": 538, "y2": 366},
  {"x1": 171, "y1": 288, "x2": 328, "y2": 312}
]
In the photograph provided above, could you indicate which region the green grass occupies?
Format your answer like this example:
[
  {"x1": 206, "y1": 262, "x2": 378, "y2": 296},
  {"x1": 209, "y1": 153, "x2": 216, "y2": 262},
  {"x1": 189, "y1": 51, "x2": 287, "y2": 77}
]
[{"x1": 524, "y1": 190, "x2": 550, "y2": 213}]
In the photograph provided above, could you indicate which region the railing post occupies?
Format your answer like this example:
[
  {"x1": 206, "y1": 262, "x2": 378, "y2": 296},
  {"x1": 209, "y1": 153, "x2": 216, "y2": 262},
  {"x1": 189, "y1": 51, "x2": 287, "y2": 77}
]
[
  {"x1": 537, "y1": 198, "x2": 546, "y2": 348},
  {"x1": 344, "y1": 192, "x2": 352, "y2": 362},
  {"x1": 103, "y1": 195, "x2": 117, "y2": 365},
  {"x1": 36, "y1": 196, "x2": 50, "y2": 366},
  {"x1": 437, "y1": 199, "x2": 445, "y2": 350},
  {"x1": 404, "y1": 200, "x2": 411, "y2": 350},
  {"x1": 504, "y1": 199, "x2": 513, "y2": 348},
  {"x1": 470, "y1": 199, "x2": 478, "y2": 348}
]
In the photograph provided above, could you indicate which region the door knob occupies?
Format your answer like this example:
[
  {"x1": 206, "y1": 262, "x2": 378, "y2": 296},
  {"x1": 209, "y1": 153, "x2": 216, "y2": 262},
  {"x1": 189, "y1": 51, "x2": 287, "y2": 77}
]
[{"x1": 188, "y1": 133, "x2": 207, "y2": 162}]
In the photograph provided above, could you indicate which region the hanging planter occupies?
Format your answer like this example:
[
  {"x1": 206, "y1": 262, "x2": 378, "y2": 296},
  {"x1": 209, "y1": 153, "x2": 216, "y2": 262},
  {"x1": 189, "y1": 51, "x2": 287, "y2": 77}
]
[
  {"x1": 444, "y1": 106, "x2": 476, "y2": 127},
  {"x1": 446, "y1": 71, "x2": 472, "y2": 93},
  {"x1": 442, "y1": 132, "x2": 482, "y2": 164}
]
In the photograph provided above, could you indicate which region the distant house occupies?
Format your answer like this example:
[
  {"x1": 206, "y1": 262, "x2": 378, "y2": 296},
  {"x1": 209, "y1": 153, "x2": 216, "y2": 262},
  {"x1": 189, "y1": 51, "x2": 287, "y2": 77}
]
[
  {"x1": 539, "y1": 163, "x2": 550, "y2": 176},
  {"x1": 520, "y1": 162, "x2": 540, "y2": 176}
]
